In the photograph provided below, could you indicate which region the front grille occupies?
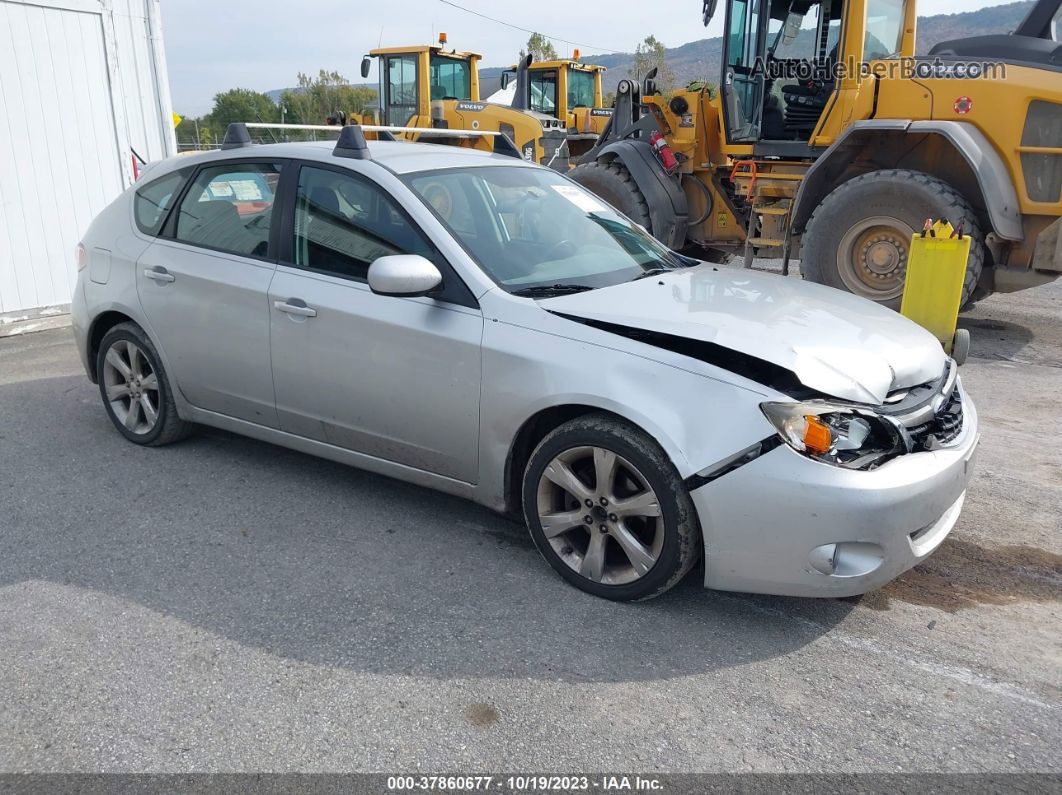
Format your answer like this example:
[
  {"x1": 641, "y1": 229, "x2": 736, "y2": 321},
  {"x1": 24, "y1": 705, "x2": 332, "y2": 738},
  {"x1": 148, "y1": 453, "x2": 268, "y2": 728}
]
[
  {"x1": 907, "y1": 385, "x2": 964, "y2": 450},
  {"x1": 1021, "y1": 101, "x2": 1062, "y2": 203}
]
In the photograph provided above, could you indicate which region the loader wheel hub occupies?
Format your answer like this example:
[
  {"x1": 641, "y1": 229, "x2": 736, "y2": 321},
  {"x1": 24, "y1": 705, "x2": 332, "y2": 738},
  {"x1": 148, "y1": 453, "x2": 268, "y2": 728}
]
[
  {"x1": 837, "y1": 216, "x2": 914, "y2": 301},
  {"x1": 865, "y1": 238, "x2": 902, "y2": 273}
]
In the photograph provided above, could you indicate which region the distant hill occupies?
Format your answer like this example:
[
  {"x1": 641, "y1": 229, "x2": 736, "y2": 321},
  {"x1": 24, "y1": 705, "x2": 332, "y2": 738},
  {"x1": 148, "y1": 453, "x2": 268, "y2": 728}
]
[{"x1": 268, "y1": 2, "x2": 1034, "y2": 101}]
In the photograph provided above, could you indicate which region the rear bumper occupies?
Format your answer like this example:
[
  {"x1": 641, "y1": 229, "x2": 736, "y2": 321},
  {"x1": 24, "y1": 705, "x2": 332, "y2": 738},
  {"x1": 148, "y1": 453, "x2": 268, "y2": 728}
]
[
  {"x1": 689, "y1": 385, "x2": 979, "y2": 598},
  {"x1": 70, "y1": 276, "x2": 93, "y2": 380}
]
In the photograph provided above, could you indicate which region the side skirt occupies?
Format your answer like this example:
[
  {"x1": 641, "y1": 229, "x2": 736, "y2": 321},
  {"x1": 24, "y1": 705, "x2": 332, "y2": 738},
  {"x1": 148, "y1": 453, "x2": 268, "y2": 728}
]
[{"x1": 182, "y1": 405, "x2": 479, "y2": 504}]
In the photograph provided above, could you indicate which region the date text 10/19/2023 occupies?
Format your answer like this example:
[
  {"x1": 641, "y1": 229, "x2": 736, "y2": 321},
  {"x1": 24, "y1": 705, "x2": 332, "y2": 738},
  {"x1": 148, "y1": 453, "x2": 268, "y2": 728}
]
[{"x1": 386, "y1": 775, "x2": 665, "y2": 791}]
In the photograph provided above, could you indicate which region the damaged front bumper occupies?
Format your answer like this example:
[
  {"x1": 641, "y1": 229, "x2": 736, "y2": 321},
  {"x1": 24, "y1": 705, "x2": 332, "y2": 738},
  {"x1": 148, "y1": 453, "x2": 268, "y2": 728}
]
[{"x1": 689, "y1": 384, "x2": 980, "y2": 598}]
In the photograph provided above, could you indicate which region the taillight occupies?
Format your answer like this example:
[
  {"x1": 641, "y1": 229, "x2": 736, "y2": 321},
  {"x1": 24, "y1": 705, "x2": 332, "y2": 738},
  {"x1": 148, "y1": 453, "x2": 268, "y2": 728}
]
[{"x1": 76, "y1": 243, "x2": 88, "y2": 271}]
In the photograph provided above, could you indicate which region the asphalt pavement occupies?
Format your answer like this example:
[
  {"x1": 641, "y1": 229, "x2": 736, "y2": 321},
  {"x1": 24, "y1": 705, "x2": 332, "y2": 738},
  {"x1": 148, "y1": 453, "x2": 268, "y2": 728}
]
[{"x1": 0, "y1": 275, "x2": 1059, "y2": 774}]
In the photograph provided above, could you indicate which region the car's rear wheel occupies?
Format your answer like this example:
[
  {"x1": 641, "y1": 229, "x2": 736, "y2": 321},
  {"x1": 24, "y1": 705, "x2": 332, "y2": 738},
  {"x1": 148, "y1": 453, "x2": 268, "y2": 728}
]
[
  {"x1": 97, "y1": 322, "x2": 191, "y2": 446},
  {"x1": 522, "y1": 414, "x2": 700, "y2": 601}
]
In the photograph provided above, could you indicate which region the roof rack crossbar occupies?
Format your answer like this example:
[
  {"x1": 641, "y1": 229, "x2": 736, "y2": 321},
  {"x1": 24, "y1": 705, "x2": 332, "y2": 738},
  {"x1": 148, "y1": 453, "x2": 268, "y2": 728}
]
[{"x1": 241, "y1": 122, "x2": 522, "y2": 160}]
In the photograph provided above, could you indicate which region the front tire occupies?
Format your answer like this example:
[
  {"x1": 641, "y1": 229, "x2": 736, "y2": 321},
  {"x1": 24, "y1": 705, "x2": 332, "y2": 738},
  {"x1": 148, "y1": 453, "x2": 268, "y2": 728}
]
[
  {"x1": 801, "y1": 169, "x2": 984, "y2": 310},
  {"x1": 97, "y1": 322, "x2": 191, "y2": 446},
  {"x1": 522, "y1": 414, "x2": 701, "y2": 601},
  {"x1": 569, "y1": 160, "x2": 652, "y2": 230}
]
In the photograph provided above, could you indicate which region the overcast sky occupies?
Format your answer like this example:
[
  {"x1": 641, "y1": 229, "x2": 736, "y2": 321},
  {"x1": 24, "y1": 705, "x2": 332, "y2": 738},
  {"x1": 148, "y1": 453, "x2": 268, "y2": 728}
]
[{"x1": 163, "y1": 0, "x2": 1018, "y2": 116}]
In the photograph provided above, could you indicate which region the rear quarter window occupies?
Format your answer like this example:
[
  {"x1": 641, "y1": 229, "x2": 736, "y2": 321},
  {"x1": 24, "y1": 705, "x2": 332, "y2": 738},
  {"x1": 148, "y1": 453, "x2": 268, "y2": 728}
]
[{"x1": 134, "y1": 170, "x2": 188, "y2": 235}]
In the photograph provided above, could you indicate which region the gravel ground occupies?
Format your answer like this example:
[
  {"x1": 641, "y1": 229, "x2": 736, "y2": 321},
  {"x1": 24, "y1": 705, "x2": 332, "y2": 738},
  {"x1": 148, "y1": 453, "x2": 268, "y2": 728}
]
[{"x1": 0, "y1": 275, "x2": 1058, "y2": 775}]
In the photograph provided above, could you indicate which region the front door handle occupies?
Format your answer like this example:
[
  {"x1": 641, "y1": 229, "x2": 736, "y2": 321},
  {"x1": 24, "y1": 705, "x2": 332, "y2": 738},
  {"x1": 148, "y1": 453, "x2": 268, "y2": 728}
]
[
  {"x1": 143, "y1": 267, "x2": 175, "y2": 283},
  {"x1": 274, "y1": 299, "x2": 317, "y2": 318}
]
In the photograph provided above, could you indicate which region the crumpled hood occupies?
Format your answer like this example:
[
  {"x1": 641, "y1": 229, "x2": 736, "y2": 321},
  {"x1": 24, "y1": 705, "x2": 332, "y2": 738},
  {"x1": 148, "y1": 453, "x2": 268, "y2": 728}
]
[{"x1": 539, "y1": 265, "x2": 946, "y2": 404}]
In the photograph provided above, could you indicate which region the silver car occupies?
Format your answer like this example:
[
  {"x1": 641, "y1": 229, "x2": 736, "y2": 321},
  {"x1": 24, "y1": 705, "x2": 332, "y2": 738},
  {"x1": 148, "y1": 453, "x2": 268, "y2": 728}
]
[{"x1": 71, "y1": 129, "x2": 979, "y2": 601}]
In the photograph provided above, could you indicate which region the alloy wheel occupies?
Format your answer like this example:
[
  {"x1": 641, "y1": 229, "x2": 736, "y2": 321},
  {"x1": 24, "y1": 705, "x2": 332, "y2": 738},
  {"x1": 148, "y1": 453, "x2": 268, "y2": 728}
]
[
  {"x1": 101, "y1": 339, "x2": 160, "y2": 435},
  {"x1": 535, "y1": 446, "x2": 664, "y2": 585}
]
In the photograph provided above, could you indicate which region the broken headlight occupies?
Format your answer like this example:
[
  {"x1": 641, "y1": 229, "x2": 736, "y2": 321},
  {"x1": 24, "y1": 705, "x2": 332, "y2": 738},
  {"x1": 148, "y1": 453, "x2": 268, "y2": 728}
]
[{"x1": 760, "y1": 401, "x2": 907, "y2": 470}]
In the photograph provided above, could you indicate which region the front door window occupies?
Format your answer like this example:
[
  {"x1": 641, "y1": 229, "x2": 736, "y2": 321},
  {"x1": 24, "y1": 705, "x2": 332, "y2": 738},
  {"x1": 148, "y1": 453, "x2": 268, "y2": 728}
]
[
  {"x1": 530, "y1": 70, "x2": 558, "y2": 116},
  {"x1": 384, "y1": 55, "x2": 419, "y2": 126},
  {"x1": 723, "y1": 0, "x2": 764, "y2": 142}
]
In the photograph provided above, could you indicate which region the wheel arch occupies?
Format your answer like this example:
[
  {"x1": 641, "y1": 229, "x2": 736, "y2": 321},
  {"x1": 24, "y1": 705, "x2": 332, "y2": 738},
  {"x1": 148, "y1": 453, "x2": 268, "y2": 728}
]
[
  {"x1": 502, "y1": 403, "x2": 689, "y2": 518},
  {"x1": 793, "y1": 120, "x2": 1024, "y2": 245},
  {"x1": 86, "y1": 309, "x2": 138, "y2": 383}
]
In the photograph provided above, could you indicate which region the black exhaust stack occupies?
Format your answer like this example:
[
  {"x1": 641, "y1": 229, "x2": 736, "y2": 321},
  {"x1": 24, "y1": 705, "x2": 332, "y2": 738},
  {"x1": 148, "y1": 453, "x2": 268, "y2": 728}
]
[{"x1": 511, "y1": 53, "x2": 533, "y2": 111}]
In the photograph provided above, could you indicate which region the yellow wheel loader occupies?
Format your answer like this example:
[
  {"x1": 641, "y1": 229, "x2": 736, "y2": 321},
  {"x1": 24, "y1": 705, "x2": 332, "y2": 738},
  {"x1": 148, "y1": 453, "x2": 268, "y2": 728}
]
[
  {"x1": 570, "y1": 0, "x2": 1062, "y2": 307},
  {"x1": 501, "y1": 52, "x2": 614, "y2": 159},
  {"x1": 358, "y1": 36, "x2": 570, "y2": 170}
]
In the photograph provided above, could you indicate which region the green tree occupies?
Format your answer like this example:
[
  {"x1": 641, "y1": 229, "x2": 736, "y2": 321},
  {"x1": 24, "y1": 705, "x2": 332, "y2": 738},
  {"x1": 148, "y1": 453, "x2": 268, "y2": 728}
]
[
  {"x1": 280, "y1": 70, "x2": 378, "y2": 133},
  {"x1": 204, "y1": 88, "x2": 280, "y2": 143},
  {"x1": 521, "y1": 32, "x2": 558, "y2": 61},
  {"x1": 629, "y1": 35, "x2": 675, "y2": 96},
  {"x1": 174, "y1": 115, "x2": 202, "y2": 150}
]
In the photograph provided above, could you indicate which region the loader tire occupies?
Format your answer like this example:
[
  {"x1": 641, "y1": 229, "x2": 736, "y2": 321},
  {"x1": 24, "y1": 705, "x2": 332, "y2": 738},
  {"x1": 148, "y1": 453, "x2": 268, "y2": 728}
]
[
  {"x1": 801, "y1": 169, "x2": 984, "y2": 311},
  {"x1": 570, "y1": 160, "x2": 652, "y2": 230}
]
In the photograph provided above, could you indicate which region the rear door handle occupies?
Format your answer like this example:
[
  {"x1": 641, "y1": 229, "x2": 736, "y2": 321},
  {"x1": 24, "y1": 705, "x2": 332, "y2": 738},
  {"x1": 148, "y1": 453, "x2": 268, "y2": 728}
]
[
  {"x1": 274, "y1": 299, "x2": 317, "y2": 318},
  {"x1": 143, "y1": 267, "x2": 175, "y2": 283}
]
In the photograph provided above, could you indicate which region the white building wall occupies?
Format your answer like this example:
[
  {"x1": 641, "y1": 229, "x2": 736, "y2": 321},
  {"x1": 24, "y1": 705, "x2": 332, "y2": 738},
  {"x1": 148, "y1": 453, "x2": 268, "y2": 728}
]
[{"x1": 0, "y1": 0, "x2": 175, "y2": 314}]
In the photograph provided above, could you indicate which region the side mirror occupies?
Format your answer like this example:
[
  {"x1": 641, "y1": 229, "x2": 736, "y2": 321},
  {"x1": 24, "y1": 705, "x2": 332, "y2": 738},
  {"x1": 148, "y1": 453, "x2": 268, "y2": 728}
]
[
  {"x1": 360, "y1": 56, "x2": 371, "y2": 79},
  {"x1": 367, "y1": 255, "x2": 442, "y2": 297},
  {"x1": 500, "y1": 71, "x2": 511, "y2": 90},
  {"x1": 702, "y1": 0, "x2": 718, "y2": 26}
]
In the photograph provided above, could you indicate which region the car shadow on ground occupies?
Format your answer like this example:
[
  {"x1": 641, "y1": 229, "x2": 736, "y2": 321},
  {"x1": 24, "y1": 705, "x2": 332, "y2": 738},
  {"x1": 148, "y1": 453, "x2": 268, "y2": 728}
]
[{"x1": 1, "y1": 374, "x2": 859, "y2": 683}]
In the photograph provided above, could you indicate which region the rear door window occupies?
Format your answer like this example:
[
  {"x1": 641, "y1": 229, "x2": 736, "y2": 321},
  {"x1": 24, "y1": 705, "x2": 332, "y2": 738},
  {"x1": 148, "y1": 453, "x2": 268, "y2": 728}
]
[
  {"x1": 134, "y1": 170, "x2": 187, "y2": 235},
  {"x1": 173, "y1": 162, "x2": 282, "y2": 258}
]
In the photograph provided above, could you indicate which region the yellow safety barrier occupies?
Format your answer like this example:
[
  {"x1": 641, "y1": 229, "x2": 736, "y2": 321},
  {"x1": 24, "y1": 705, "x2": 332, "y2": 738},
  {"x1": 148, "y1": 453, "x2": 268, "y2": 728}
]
[{"x1": 900, "y1": 219, "x2": 971, "y2": 365}]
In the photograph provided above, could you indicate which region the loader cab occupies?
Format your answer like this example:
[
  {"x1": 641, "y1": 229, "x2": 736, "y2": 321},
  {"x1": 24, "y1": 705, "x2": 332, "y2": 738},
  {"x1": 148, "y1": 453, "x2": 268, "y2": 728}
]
[
  {"x1": 363, "y1": 40, "x2": 481, "y2": 127},
  {"x1": 504, "y1": 56, "x2": 610, "y2": 135},
  {"x1": 715, "y1": 0, "x2": 911, "y2": 148}
]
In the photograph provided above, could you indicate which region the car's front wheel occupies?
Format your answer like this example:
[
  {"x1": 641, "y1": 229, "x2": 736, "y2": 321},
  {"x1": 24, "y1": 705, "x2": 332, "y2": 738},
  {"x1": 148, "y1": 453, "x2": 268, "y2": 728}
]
[
  {"x1": 96, "y1": 322, "x2": 191, "y2": 446},
  {"x1": 522, "y1": 414, "x2": 701, "y2": 601}
]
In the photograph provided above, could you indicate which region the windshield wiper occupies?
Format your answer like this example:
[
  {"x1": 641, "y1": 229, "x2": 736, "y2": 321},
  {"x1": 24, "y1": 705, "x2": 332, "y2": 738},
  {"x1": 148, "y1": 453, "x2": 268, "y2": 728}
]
[
  {"x1": 632, "y1": 267, "x2": 672, "y2": 280},
  {"x1": 511, "y1": 283, "x2": 595, "y2": 296}
]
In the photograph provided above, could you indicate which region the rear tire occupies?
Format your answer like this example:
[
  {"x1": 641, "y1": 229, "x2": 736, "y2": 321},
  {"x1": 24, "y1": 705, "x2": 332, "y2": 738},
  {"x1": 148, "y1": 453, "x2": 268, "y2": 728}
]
[
  {"x1": 97, "y1": 322, "x2": 192, "y2": 446},
  {"x1": 522, "y1": 413, "x2": 701, "y2": 601},
  {"x1": 569, "y1": 160, "x2": 652, "y2": 230},
  {"x1": 801, "y1": 169, "x2": 984, "y2": 310}
]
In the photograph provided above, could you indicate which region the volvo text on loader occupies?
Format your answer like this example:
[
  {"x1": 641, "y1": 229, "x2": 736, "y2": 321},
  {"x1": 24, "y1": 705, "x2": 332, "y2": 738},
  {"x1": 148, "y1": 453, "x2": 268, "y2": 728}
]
[
  {"x1": 359, "y1": 36, "x2": 571, "y2": 170},
  {"x1": 570, "y1": 0, "x2": 1062, "y2": 307}
]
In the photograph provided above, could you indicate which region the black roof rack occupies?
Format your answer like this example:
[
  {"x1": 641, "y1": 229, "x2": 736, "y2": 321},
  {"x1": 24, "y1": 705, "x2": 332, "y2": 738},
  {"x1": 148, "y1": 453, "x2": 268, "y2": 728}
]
[
  {"x1": 333, "y1": 125, "x2": 371, "y2": 159},
  {"x1": 221, "y1": 122, "x2": 253, "y2": 150}
]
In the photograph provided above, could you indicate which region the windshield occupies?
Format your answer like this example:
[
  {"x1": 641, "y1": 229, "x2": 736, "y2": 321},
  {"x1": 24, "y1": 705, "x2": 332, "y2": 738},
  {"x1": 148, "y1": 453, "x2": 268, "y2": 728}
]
[
  {"x1": 567, "y1": 69, "x2": 595, "y2": 108},
  {"x1": 429, "y1": 54, "x2": 471, "y2": 100},
  {"x1": 405, "y1": 166, "x2": 686, "y2": 293}
]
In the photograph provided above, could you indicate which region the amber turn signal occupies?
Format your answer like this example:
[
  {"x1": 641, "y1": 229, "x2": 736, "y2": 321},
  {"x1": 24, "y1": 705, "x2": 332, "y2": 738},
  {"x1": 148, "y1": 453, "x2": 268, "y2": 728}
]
[{"x1": 802, "y1": 415, "x2": 833, "y2": 455}]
